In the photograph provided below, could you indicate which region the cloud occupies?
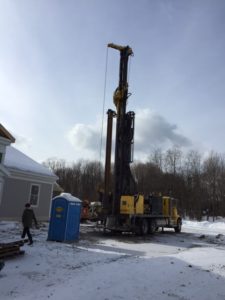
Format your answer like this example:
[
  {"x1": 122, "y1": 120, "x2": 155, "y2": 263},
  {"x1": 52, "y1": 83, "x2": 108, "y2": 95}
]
[
  {"x1": 66, "y1": 123, "x2": 104, "y2": 160},
  {"x1": 66, "y1": 108, "x2": 191, "y2": 161},
  {"x1": 135, "y1": 109, "x2": 191, "y2": 154}
]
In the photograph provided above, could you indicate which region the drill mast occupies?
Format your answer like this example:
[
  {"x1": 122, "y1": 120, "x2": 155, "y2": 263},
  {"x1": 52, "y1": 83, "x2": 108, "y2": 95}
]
[{"x1": 103, "y1": 43, "x2": 136, "y2": 220}]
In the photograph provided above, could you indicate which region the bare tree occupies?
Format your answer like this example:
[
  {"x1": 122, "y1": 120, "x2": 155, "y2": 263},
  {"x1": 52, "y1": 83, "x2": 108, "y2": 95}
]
[
  {"x1": 132, "y1": 161, "x2": 163, "y2": 195},
  {"x1": 43, "y1": 158, "x2": 104, "y2": 202},
  {"x1": 203, "y1": 152, "x2": 221, "y2": 221},
  {"x1": 43, "y1": 148, "x2": 225, "y2": 220},
  {"x1": 183, "y1": 150, "x2": 203, "y2": 219},
  {"x1": 164, "y1": 147, "x2": 182, "y2": 175},
  {"x1": 149, "y1": 148, "x2": 164, "y2": 171},
  {"x1": 43, "y1": 158, "x2": 66, "y2": 173}
]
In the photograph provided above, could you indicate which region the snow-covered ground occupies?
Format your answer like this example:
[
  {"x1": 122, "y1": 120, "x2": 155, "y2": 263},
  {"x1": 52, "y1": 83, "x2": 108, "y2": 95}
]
[{"x1": 1, "y1": 219, "x2": 225, "y2": 300}]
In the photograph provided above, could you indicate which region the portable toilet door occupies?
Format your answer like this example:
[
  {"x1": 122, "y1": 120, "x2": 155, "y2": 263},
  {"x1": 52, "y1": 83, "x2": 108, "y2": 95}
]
[
  {"x1": 48, "y1": 197, "x2": 69, "y2": 241},
  {"x1": 64, "y1": 200, "x2": 81, "y2": 241}
]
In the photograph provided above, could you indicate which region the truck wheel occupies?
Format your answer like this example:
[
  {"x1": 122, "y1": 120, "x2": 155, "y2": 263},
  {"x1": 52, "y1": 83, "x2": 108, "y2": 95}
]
[
  {"x1": 174, "y1": 219, "x2": 182, "y2": 233},
  {"x1": 149, "y1": 220, "x2": 156, "y2": 234},
  {"x1": 0, "y1": 261, "x2": 5, "y2": 271},
  {"x1": 140, "y1": 219, "x2": 148, "y2": 235}
]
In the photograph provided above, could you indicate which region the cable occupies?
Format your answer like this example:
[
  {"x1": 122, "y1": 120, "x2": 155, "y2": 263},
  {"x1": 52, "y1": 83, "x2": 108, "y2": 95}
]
[{"x1": 99, "y1": 46, "x2": 109, "y2": 163}]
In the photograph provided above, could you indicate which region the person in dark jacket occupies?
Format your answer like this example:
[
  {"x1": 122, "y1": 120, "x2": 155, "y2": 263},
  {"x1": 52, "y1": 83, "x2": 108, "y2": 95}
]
[{"x1": 21, "y1": 203, "x2": 38, "y2": 245}]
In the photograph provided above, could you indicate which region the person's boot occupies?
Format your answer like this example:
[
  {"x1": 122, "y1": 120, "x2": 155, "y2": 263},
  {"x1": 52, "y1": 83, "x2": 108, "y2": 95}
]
[{"x1": 28, "y1": 241, "x2": 33, "y2": 246}]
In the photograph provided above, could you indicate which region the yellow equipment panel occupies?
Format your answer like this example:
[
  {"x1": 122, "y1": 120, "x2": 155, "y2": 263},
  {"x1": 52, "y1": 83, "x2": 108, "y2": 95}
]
[
  {"x1": 162, "y1": 196, "x2": 170, "y2": 216},
  {"x1": 120, "y1": 195, "x2": 144, "y2": 214}
]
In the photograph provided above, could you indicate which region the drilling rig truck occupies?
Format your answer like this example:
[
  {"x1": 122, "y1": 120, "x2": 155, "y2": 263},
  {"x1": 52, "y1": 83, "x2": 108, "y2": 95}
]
[{"x1": 101, "y1": 43, "x2": 182, "y2": 235}]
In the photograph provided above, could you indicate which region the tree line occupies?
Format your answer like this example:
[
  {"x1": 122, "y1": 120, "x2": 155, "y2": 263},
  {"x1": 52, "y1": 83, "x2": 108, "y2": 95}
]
[{"x1": 43, "y1": 148, "x2": 225, "y2": 220}]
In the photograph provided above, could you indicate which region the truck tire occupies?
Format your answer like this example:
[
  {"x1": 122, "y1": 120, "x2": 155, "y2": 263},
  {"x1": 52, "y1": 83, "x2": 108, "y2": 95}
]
[
  {"x1": 149, "y1": 220, "x2": 156, "y2": 234},
  {"x1": 174, "y1": 218, "x2": 182, "y2": 233},
  {"x1": 139, "y1": 219, "x2": 148, "y2": 235},
  {"x1": 0, "y1": 261, "x2": 4, "y2": 271}
]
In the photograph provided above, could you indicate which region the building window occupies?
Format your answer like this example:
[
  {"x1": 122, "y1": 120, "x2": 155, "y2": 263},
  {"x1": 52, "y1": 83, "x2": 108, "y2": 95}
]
[{"x1": 29, "y1": 184, "x2": 40, "y2": 206}]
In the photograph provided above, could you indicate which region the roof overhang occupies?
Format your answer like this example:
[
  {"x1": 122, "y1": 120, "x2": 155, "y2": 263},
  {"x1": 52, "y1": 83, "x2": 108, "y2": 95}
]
[
  {"x1": 6, "y1": 167, "x2": 58, "y2": 184},
  {"x1": 0, "y1": 136, "x2": 13, "y2": 147},
  {"x1": 0, "y1": 164, "x2": 10, "y2": 177},
  {"x1": 0, "y1": 124, "x2": 15, "y2": 143}
]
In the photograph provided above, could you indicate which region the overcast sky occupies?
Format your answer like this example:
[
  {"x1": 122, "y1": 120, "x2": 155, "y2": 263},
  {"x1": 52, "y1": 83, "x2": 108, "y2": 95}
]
[{"x1": 1, "y1": 0, "x2": 225, "y2": 164}]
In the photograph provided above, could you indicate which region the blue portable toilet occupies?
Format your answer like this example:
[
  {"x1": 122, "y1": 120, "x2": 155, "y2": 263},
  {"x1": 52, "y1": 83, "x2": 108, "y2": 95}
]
[{"x1": 48, "y1": 193, "x2": 82, "y2": 242}]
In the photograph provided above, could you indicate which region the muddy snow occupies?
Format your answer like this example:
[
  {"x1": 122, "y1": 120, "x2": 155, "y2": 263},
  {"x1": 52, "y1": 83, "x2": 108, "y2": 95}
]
[{"x1": 1, "y1": 220, "x2": 225, "y2": 300}]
